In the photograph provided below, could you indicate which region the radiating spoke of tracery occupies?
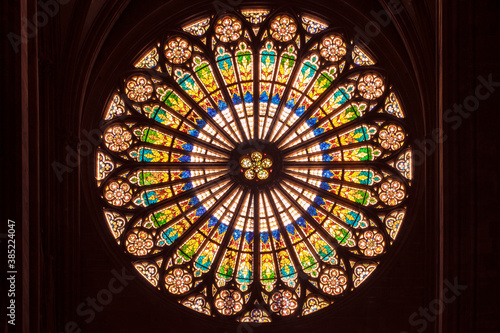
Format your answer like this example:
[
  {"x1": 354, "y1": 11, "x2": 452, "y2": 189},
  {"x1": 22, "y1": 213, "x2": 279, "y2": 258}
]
[{"x1": 95, "y1": 7, "x2": 413, "y2": 321}]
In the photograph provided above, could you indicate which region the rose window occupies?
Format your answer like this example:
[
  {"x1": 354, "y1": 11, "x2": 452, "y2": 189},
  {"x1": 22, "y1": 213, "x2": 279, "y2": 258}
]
[{"x1": 95, "y1": 8, "x2": 414, "y2": 322}]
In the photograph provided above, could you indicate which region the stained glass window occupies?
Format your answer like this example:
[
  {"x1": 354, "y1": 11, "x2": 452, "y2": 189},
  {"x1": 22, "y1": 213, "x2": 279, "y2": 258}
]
[{"x1": 95, "y1": 8, "x2": 413, "y2": 321}]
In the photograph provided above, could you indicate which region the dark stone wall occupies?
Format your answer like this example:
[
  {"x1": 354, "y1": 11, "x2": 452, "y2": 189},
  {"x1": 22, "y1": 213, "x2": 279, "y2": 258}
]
[{"x1": 442, "y1": 1, "x2": 500, "y2": 332}]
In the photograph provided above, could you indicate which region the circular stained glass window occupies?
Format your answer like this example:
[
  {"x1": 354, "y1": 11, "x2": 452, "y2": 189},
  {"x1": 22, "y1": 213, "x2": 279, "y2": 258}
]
[{"x1": 95, "y1": 8, "x2": 413, "y2": 322}]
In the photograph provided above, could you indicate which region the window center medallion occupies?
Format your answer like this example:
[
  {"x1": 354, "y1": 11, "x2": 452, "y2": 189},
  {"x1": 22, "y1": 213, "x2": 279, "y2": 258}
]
[{"x1": 240, "y1": 152, "x2": 273, "y2": 180}]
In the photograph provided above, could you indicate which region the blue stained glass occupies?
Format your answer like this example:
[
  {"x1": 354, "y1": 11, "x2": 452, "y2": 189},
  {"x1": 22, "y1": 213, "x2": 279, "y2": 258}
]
[
  {"x1": 217, "y1": 55, "x2": 232, "y2": 69},
  {"x1": 320, "y1": 182, "x2": 332, "y2": 191},
  {"x1": 162, "y1": 229, "x2": 178, "y2": 244},
  {"x1": 182, "y1": 143, "x2": 194, "y2": 152},
  {"x1": 296, "y1": 217, "x2": 306, "y2": 228},
  {"x1": 195, "y1": 255, "x2": 211, "y2": 270},
  {"x1": 354, "y1": 128, "x2": 368, "y2": 142},
  {"x1": 238, "y1": 269, "x2": 252, "y2": 282},
  {"x1": 260, "y1": 91, "x2": 269, "y2": 103},
  {"x1": 322, "y1": 154, "x2": 333, "y2": 161},
  {"x1": 322, "y1": 170, "x2": 334, "y2": 178},
  {"x1": 318, "y1": 244, "x2": 334, "y2": 260},
  {"x1": 218, "y1": 100, "x2": 228, "y2": 111},
  {"x1": 358, "y1": 171, "x2": 372, "y2": 185},
  {"x1": 285, "y1": 224, "x2": 295, "y2": 235},
  {"x1": 207, "y1": 107, "x2": 217, "y2": 117},
  {"x1": 180, "y1": 171, "x2": 191, "y2": 179},
  {"x1": 196, "y1": 118, "x2": 207, "y2": 128},
  {"x1": 314, "y1": 196, "x2": 326, "y2": 206},
  {"x1": 196, "y1": 206, "x2": 207, "y2": 216},
  {"x1": 233, "y1": 229, "x2": 242, "y2": 240},
  {"x1": 153, "y1": 113, "x2": 165, "y2": 123},
  {"x1": 179, "y1": 74, "x2": 196, "y2": 91},
  {"x1": 139, "y1": 148, "x2": 152, "y2": 162},
  {"x1": 179, "y1": 155, "x2": 191, "y2": 162},
  {"x1": 260, "y1": 231, "x2": 269, "y2": 243},
  {"x1": 245, "y1": 231, "x2": 253, "y2": 244},
  {"x1": 307, "y1": 206, "x2": 317, "y2": 216},
  {"x1": 333, "y1": 88, "x2": 348, "y2": 105},
  {"x1": 306, "y1": 117, "x2": 317, "y2": 127},
  {"x1": 218, "y1": 222, "x2": 228, "y2": 233},
  {"x1": 319, "y1": 142, "x2": 331, "y2": 151},
  {"x1": 208, "y1": 216, "x2": 218, "y2": 226},
  {"x1": 272, "y1": 229, "x2": 280, "y2": 241},
  {"x1": 302, "y1": 62, "x2": 317, "y2": 78},
  {"x1": 313, "y1": 128, "x2": 324, "y2": 136},
  {"x1": 244, "y1": 91, "x2": 253, "y2": 103},
  {"x1": 232, "y1": 94, "x2": 242, "y2": 105},
  {"x1": 281, "y1": 263, "x2": 295, "y2": 277},
  {"x1": 145, "y1": 191, "x2": 159, "y2": 204},
  {"x1": 271, "y1": 94, "x2": 280, "y2": 105},
  {"x1": 295, "y1": 106, "x2": 306, "y2": 117},
  {"x1": 237, "y1": 269, "x2": 251, "y2": 281},
  {"x1": 188, "y1": 129, "x2": 200, "y2": 137},
  {"x1": 189, "y1": 196, "x2": 200, "y2": 205},
  {"x1": 285, "y1": 99, "x2": 295, "y2": 109},
  {"x1": 182, "y1": 182, "x2": 193, "y2": 191},
  {"x1": 261, "y1": 51, "x2": 276, "y2": 65},
  {"x1": 345, "y1": 212, "x2": 361, "y2": 226}
]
